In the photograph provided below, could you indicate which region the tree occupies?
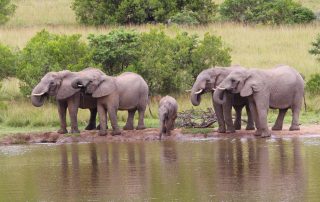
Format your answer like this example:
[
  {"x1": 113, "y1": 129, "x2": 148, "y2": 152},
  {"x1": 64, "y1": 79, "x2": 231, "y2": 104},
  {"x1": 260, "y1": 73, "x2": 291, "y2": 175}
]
[{"x1": 0, "y1": 0, "x2": 16, "y2": 24}]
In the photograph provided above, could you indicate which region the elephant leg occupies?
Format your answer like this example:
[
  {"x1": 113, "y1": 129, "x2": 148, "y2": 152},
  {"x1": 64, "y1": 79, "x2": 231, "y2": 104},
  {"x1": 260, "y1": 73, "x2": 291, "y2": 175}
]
[
  {"x1": 272, "y1": 108, "x2": 288, "y2": 131},
  {"x1": 85, "y1": 108, "x2": 97, "y2": 130},
  {"x1": 248, "y1": 100, "x2": 261, "y2": 136},
  {"x1": 57, "y1": 101, "x2": 68, "y2": 134},
  {"x1": 213, "y1": 102, "x2": 226, "y2": 133},
  {"x1": 245, "y1": 104, "x2": 255, "y2": 130},
  {"x1": 67, "y1": 98, "x2": 80, "y2": 134},
  {"x1": 223, "y1": 94, "x2": 235, "y2": 133},
  {"x1": 97, "y1": 104, "x2": 107, "y2": 136},
  {"x1": 123, "y1": 109, "x2": 136, "y2": 130},
  {"x1": 96, "y1": 112, "x2": 108, "y2": 130},
  {"x1": 255, "y1": 99, "x2": 271, "y2": 138},
  {"x1": 136, "y1": 107, "x2": 146, "y2": 130},
  {"x1": 234, "y1": 106, "x2": 242, "y2": 130},
  {"x1": 107, "y1": 106, "x2": 121, "y2": 135},
  {"x1": 289, "y1": 106, "x2": 301, "y2": 131}
]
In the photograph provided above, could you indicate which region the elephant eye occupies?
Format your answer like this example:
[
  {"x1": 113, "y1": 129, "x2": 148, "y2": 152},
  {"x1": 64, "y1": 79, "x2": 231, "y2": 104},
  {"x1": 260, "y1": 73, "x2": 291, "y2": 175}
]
[{"x1": 50, "y1": 81, "x2": 54, "y2": 85}]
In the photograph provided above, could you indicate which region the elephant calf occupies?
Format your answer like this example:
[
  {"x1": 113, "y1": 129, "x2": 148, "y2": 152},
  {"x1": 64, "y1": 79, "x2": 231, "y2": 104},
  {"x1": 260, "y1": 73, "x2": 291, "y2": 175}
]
[{"x1": 158, "y1": 96, "x2": 178, "y2": 140}]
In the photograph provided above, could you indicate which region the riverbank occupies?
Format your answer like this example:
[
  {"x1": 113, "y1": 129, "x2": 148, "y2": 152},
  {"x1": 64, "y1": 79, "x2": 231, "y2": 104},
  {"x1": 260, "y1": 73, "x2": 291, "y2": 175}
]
[{"x1": 1, "y1": 124, "x2": 320, "y2": 145}]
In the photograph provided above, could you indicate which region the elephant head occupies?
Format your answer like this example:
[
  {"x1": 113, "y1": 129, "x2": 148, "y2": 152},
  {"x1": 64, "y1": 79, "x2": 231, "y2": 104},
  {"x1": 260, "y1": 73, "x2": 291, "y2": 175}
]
[
  {"x1": 213, "y1": 69, "x2": 264, "y2": 104},
  {"x1": 190, "y1": 67, "x2": 235, "y2": 106},
  {"x1": 31, "y1": 70, "x2": 79, "y2": 107},
  {"x1": 71, "y1": 68, "x2": 116, "y2": 98}
]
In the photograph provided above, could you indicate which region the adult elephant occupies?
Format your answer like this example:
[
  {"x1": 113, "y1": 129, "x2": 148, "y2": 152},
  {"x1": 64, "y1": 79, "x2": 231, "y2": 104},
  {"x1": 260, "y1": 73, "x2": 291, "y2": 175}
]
[
  {"x1": 31, "y1": 69, "x2": 98, "y2": 134},
  {"x1": 190, "y1": 66, "x2": 254, "y2": 133},
  {"x1": 71, "y1": 68, "x2": 149, "y2": 136},
  {"x1": 213, "y1": 65, "x2": 304, "y2": 137}
]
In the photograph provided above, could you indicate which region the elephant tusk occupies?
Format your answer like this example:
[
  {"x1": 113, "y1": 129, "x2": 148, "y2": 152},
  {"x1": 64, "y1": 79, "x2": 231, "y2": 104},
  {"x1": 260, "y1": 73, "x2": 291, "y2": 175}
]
[
  {"x1": 77, "y1": 84, "x2": 84, "y2": 87},
  {"x1": 217, "y1": 86, "x2": 226, "y2": 90},
  {"x1": 212, "y1": 88, "x2": 216, "y2": 91},
  {"x1": 32, "y1": 92, "x2": 45, "y2": 96},
  {"x1": 194, "y1": 89, "x2": 203, "y2": 94}
]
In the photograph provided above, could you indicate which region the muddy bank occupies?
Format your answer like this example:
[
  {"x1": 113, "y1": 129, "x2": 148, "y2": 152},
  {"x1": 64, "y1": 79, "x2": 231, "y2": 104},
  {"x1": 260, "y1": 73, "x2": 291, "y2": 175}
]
[{"x1": 1, "y1": 125, "x2": 320, "y2": 145}]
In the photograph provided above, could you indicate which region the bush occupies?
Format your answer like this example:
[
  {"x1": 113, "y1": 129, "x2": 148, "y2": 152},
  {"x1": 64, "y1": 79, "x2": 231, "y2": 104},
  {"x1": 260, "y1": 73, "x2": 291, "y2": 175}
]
[
  {"x1": 219, "y1": 0, "x2": 315, "y2": 24},
  {"x1": 306, "y1": 74, "x2": 320, "y2": 95},
  {"x1": 0, "y1": 0, "x2": 16, "y2": 25},
  {"x1": 170, "y1": 10, "x2": 200, "y2": 25},
  {"x1": 0, "y1": 43, "x2": 16, "y2": 79},
  {"x1": 309, "y1": 34, "x2": 320, "y2": 61},
  {"x1": 72, "y1": 0, "x2": 217, "y2": 25},
  {"x1": 88, "y1": 29, "x2": 141, "y2": 75},
  {"x1": 17, "y1": 30, "x2": 92, "y2": 95}
]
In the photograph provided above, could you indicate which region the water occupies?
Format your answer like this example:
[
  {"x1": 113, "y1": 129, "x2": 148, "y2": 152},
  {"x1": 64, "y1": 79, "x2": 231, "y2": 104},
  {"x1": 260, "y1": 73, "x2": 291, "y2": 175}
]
[{"x1": 0, "y1": 137, "x2": 320, "y2": 201}]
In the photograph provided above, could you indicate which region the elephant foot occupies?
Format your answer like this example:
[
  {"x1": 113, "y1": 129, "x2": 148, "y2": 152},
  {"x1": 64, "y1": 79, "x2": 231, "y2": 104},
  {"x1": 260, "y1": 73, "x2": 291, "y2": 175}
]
[
  {"x1": 272, "y1": 125, "x2": 283, "y2": 131},
  {"x1": 261, "y1": 131, "x2": 271, "y2": 138},
  {"x1": 254, "y1": 130, "x2": 262, "y2": 136},
  {"x1": 58, "y1": 128, "x2": 68, "y2": 134},
  {"x1": 217, "y1": 127, "x2": 226, "y2": 133},
  {"x1": 136, "y1": 125, "x2": 146, "y2": 130},
  {"x1": 289, "y1": 125, "x2": 300, "y2": 131},
  {"x1": 245, "y1": 125, "x2": 255, "y2": 130},
  {"x1": 234, "y1": 122, "x2": 241, "y2": 130},
  {"x1": 226, "y1": 126, "x2": 235, "y2": 133},
  {"x1": 70, "y1": 129, "x2": 80, "y2": 134},
  {"x1": 112, "y1": 129, "x2": 121, "y2": 136},
  {"x1": 99, "y1": 130, "x2": 107, "y2": 136},
  {"x1": 123, "y1": 125, "x2": 134, "y2": 130},
  {"x1": 85, "y1": 124, "x2": 96, "y2": 130}
]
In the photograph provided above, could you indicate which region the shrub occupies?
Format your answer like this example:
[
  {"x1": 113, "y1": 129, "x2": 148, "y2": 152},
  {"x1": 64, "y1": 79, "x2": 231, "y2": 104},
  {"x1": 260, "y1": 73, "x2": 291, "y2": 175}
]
[
  {"x1": 306, "y1": 74, "x2": 320, "y2": 95},
  {"x1": 88, "y1": 29, "x2": 141, "y2": 75},
  {"x1": 0, "y1": 43, "x2": 16, "y2": 79},
  {"x1": 309, "y1": 34, "x2": 320, "y2": 61},
  {"x1": 72, "y1": 0, "x2": 217, "y2": 25},
  {"x1": 170, "y1": 10, "x2": 200, "y2": 25},
  {"x1": 219, "y1": 0, "x2": 315, "y2": 24},
  {"x1": 0, "y1": 0, "x2": 16, "y2": 24},
  {"x1": 17, "y1": 30, "x2": 92, "y2": 95}
]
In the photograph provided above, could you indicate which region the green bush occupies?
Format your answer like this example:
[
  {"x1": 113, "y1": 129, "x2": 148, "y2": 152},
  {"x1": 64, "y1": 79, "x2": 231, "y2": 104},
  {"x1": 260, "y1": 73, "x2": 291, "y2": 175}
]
[
  {"x1": 72, "y1": 0, "x2": 217, "y2": 25},
  {"x1": 0, "y1": 43, "x2": 16, "y2": 79},
  {"x1": 219, "y1": 0, "x2": 315, "y2": 24},
  {"x1": 88, "y1": 29, "x2": 141, "y2": 75},
  {"x1": 170, "y1": 10, "x2": 200, "y2": 25},
  {"x1": 306, "y1": 74, "x2": 320, "y2": 95},
  {"x1": 0, "y1": 0, "x2": 16, "y2": 24},
  {"x1": 17, "y1": 30, "x2": 92, "y2": 95},
  {"x1": 309, "y1": 34, "x2": 320, "y2": 61}
]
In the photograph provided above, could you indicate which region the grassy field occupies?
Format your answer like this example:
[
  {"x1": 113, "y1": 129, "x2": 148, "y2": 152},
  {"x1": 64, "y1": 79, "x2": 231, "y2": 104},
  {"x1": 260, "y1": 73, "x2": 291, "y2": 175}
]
[{"x1": 0, "y1": 0, "x2": 320, "y2": 134}]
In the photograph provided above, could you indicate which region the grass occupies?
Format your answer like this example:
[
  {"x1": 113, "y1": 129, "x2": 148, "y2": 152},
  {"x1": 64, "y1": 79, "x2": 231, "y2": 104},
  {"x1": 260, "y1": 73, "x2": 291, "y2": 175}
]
[{"x1": 0, "y1": 0, "x2": 320, "y2": 135}]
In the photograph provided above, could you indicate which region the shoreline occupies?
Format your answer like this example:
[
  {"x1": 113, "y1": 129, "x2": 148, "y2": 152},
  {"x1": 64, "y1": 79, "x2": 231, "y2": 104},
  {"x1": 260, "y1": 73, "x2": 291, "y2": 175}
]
[{"x1": 1, "y1": 124, "x2": 320, "y2": 145}]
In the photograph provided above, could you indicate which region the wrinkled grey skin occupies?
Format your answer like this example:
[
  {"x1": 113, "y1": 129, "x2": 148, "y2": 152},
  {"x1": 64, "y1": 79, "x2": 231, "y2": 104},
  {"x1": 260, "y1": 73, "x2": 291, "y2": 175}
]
[
  {"x1": 190, "y1": 66, "x2": 254, "y2": 133},
  {"x1": 71, "y1": 68, "x2": 149, "y2": 136},
  {"x1": 158, "y1": 96, "x2": 178, "y2": 140},
  {"x1": 31, "y1": 69, "x2": 99, "y2": 134},
  {"x1": 213, "y1": 65, "x2": 304, "y2": 137}
]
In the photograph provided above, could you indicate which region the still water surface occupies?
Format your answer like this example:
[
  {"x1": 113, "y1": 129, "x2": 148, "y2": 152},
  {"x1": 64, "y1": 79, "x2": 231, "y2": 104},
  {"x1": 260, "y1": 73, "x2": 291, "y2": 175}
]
[{"x1": 0, "y1": 137, "x2": 320, "y2": 201}]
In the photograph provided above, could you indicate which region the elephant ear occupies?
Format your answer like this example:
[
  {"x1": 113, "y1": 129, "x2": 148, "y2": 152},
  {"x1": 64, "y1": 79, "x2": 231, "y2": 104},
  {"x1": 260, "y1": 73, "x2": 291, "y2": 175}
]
[
  {"x1": 240, "y1": 74, "x2": 264, "y2": 97},
  {"x1": 56, "y1": 71, "x2": 80, "y2": 100},
  {"x1": 92, "y1": 75, "x2": 116, "y2": 98}
]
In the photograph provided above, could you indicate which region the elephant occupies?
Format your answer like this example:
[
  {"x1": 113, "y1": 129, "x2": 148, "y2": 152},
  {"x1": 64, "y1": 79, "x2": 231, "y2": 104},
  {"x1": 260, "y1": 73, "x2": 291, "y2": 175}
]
[
  {"x1": 213, "y1": 65, "x2": 305, "y2": 137},
  {"x1": 31, "y1": 69, "x2": 99, "y2": 134},
  {"x1": 71, "y1": 68, "x2": 149, "y2": 136},
  {"x1": 190, "y1": 66, "x2": 254, "y2": 133},
  {"x1": 158, "y1": 96, "x2": 178, "y2": 140}
]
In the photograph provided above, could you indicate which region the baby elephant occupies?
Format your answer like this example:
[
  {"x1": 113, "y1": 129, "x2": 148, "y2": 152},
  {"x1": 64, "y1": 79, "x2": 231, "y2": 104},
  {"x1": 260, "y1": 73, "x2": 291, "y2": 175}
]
[{"x1": 158, "y1": 96, "x2": 178, "y2": 140}]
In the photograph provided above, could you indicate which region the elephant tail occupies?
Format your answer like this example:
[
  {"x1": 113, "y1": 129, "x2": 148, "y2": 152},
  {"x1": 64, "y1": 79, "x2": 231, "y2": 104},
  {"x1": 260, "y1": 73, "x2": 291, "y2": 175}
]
[
  {"x1": 148, "y1": 96, "x2": 154, "y2": 118},
  {"x1": 303, "y1": 92, "x2": 307, "y2": 112}
]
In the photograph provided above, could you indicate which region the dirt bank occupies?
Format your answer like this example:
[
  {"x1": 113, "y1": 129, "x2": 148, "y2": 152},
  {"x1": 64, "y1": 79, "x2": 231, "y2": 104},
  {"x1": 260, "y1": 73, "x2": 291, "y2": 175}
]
[{"x1": 1, "y1": 124, "x2": 320, "y2": 145}]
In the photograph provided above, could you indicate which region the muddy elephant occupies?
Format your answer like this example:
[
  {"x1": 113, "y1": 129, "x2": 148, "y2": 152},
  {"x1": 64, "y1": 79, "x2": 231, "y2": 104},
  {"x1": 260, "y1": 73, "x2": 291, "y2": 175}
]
[
  {"x1": 158, "y1": 96, "x2": 178, "y2": 140},
  {"x1": 31, "y1": 69, "x2": 99, "y2": 134},
  {"x1": 190, "y1": 66, "x2": 254, "y2": 133},
  {"x1": 71, "y1": 68, "x2": 149, "y2": 136},
  {"x1": 213, "y1": 65, "x2": 304, "y2": 137}
]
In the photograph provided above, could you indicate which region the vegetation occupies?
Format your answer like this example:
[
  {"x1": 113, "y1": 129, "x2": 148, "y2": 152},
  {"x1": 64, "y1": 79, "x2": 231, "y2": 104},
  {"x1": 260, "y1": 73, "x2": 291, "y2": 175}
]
[
  {"x1": 0, "y1": 43, "x2": 16, "y2": 80},
  {"x1": 0, "y1": 0, "x2": 16, "y2": 24},
  {"x1": 71, "y1": 0, "x2": 217, "y2": 25},
  {"x1": 220, "y1": 0, "x2": 315, "y2": 24}
]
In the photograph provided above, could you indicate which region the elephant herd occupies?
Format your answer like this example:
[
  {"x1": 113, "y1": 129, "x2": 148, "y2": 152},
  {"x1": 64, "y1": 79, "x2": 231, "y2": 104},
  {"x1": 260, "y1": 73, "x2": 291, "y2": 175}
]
[{"x1": 31, "y1": 64, "x2": 305, "y2": 138}]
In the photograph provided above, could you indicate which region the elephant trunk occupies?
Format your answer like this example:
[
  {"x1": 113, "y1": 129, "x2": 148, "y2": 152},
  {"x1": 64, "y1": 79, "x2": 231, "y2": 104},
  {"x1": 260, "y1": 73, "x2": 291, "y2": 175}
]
[
  {"x1": 190, "y1": 88, "x2": 204, "y2": 106},
  {"x1": 213, "y1": 88, "x2": 227, "y2": 105},
  {"x1": 31, "y1": 84, "x2": 48, "y2": 107}
]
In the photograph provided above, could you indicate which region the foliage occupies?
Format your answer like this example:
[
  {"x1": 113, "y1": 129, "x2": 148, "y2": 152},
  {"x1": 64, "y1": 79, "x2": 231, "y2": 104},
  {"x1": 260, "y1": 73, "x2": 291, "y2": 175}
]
[
  {"x1": 306, "y1": 74, "x2": 320, "y2": 95},
  {"x1": 0, "y1": 0, "x2": 16, "y2": 24},
  {"x1": 309, "y1": 34, "x2": 320, "y2": 61},
  {"x1": 16, "y1": 30, "x2": 92, "y2": 95},
  {"x1": 170, "y1": 10, "x2": 200, "y2": 25},
  {"x1": 0, "y1": 43, "x2": 16, "y2": 80},
  {"x1": 71, "y1": 0, "x2": 217, "y2": 25},
  {"x1": 88, "y1": 29, "x2": 141, "y2": 75},
  {"x1": 219, "y1": 0, "x2": 315, "y2": 24}
]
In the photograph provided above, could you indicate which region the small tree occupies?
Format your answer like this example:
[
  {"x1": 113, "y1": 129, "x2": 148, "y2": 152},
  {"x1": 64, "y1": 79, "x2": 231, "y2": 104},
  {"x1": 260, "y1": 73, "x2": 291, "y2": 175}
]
[
  {"x1": 88, "y1": 29, "x2": 141, "y2": 75},
  {"x1": 17, "y1": 30, "x2": 92, "y2": 95},
  {"x1": 309, "y1": 34, "x2": 320, "y2": 61},
  {"x1": 0, "y1": 0, "x2": 16, "y2": 24},
  {"x1": 0, "y1": 43, "x2": 16, "y2": 79}
]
